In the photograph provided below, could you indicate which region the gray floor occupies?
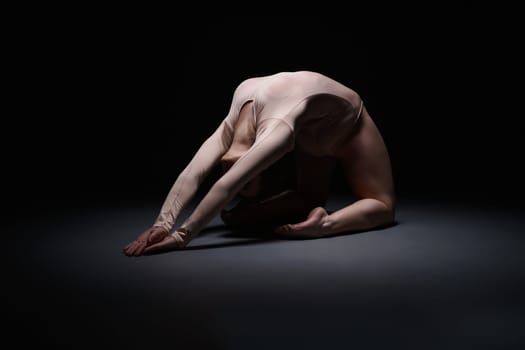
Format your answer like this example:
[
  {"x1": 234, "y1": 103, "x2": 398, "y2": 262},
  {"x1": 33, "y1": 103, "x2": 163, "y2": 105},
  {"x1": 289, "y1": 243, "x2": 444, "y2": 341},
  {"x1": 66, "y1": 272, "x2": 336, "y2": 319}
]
[{"x1": 8, "y1": 197, "x2": 525, "y2": 349}]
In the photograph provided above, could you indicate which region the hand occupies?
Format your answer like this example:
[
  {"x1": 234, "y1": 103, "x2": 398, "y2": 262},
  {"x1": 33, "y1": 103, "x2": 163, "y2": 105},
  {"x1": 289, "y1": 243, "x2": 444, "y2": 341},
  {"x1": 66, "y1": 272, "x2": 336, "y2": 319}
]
[
  {"x1": 274, "y1": 207, "x2": 328, "y2": 238},
  {"x1": 143, "y1": 230, "x2": 189, "y2": 254},
  {"x1": 123, "y1": 226, "x2": 168, "y2": 256}
]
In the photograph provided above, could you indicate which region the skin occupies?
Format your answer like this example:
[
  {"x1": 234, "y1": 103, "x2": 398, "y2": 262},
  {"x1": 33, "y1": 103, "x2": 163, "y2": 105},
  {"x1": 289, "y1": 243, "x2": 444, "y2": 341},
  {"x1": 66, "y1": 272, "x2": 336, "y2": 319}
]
[
  {"x1": 124, "y1": 93, "x2": 395, "y2": 255},
  {"x1": 123, "y1": 226, "x2": 168, "y2": 256},
  {"x1": 217, "y1": 101, "x2": 395, "y2": 239}
]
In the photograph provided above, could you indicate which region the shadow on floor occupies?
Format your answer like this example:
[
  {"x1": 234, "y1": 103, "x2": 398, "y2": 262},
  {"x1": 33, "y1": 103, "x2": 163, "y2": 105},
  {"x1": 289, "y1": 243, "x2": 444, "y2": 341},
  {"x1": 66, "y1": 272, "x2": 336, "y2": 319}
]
[{"x1": 146, "y1": 221, "x2": 399, "y2": 254}]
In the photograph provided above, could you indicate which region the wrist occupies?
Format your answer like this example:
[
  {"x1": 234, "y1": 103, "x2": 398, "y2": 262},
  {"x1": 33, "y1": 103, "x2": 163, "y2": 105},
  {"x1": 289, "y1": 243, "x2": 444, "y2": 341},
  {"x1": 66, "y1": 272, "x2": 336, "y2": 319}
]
[
  {"x1": 170, "y1": 226, "x2": 191, "y2": 239},
  {"x1": 178, "y1": 226, "x2": 191, "y2": 235},
  {"x1": 154, "y1": 222, "x2": 172, "y2": 234},
  {"x1": 170, "y1": 227, "x2": 191, "y2": 247}
]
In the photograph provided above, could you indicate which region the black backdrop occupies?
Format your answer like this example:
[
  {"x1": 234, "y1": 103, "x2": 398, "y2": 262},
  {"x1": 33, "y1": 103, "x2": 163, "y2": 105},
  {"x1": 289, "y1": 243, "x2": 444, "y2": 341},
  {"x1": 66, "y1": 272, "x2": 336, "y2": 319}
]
[{"x1": 9, "y1": 11, "x2": 523, "y2": 221}]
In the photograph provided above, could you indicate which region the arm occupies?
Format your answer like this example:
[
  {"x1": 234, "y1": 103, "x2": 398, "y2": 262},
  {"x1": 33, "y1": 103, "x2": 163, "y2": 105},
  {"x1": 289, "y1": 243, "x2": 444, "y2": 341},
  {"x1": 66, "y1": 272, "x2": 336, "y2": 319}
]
[
  {"x1": 221, "y1": 151, "x2": 335, "y2": 227},
  {"x1": 152, "y1": 81, "x2": 264, "y2": 232},
  {"x1": 144, "y1": 98, "x2": 309, "y2": 252},
  {"x1": 180, "y1": 119, "x2": 294, "y2": 238},
  {"x1": 143, "y1": 119, "x2": 294, "y2": 252},
  {"x1": 153, "y1": 121, "x2": 232, "y2": 232},
  {"x1": 123, "y1": 121, "x2": 233, "y2": 256}
]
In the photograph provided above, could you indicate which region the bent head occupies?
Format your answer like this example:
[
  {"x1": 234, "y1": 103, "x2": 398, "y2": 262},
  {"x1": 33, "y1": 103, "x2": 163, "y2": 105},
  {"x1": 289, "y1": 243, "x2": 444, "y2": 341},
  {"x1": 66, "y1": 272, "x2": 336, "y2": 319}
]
[
  {"x1": 220, "y1": 101, "x2": 261, "y2": 198},
  {"x1": 220, "y1": 100, "x2": 293, "y2": 199}
]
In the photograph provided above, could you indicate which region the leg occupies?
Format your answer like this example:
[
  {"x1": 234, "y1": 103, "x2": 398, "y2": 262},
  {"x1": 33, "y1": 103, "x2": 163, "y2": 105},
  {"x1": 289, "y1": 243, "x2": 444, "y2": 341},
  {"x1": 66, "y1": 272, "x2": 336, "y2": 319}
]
[
  {"x1": 222, "y1": 151, "x2": 335, "y2": 228},
  {"x1": 276, "y1": 107, "x2": 395, "y2": 238},
  {"x1": 221, "y1": 190, "x2": 312, "y2": 228},
  {"x1": 323, "y1": 106, "x2": 396, "y2": 234}
]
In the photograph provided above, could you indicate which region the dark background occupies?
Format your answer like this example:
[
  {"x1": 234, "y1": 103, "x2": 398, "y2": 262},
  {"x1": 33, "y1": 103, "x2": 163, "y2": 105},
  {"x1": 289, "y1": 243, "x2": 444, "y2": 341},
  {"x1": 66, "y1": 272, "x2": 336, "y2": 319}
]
[
  {"x1": 6, "y1": 9, "x2": 525, "y2": 350},
  {"x1": 8, "y1": 9, "x2": 523, "y2": 220}
]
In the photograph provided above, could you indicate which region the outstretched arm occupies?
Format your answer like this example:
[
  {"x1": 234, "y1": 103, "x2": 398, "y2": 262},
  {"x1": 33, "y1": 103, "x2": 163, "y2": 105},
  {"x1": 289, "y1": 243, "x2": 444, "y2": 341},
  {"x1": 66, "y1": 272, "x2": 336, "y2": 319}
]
[
  {"x1": 221, "y1": 151, "x2": 335, "y2": 227},
  {"x1": 153, "y1": 78, "x2": 258, "y2": 232},
  {"x1": 123, "y1": 121, "x2": 232, "y2": 256},
  {"x1": 144, "y1": 119, "x2": 294, "y2": 253},
  {"x1": 153, "y1": 122, "x2": 231, "y2": 232}
]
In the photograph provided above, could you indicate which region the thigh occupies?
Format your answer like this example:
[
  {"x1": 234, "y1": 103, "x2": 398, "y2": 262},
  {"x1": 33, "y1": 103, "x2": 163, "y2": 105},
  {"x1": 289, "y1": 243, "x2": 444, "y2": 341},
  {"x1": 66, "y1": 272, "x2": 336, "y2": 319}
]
[{"x1": 336, "y1": 107, "x2": 396, "y2": 208}]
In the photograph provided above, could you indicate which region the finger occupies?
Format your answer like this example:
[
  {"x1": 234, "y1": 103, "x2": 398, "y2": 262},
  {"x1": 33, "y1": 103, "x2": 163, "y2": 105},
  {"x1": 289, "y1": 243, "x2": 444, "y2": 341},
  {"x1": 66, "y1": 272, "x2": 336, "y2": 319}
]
[
  {"x1": 132, "y1": 242, "x2": 146, "y2": 256},
  {"x1": 124, "y1": 238, "x2": 143, "y2": 251},
  {"x1": 134, "y1": 242, "x2": 149, "y2": 256},
  {"x1": 135, "y1": 243, "x2": 146, "y2": 255},
  {"x1": 124, "y1": 241, "x2": 140, "y2": 256},
  {"x1": 144, "y1": 237, "x2": 178, "y2": 254},
  {"x1": 123, "y1": 245, "x2": 133, "y2": 256},
  {"x1": 126, "y1": 242, "x2": 139, "y2": 256},
  {"x1": 124, "y1": 244, "x2": 135, "y2": 256}
]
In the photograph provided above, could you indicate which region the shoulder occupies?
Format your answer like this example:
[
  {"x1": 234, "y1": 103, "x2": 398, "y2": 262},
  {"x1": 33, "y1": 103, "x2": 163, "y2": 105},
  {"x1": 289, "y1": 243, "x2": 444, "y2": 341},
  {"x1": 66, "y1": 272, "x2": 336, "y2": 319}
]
[{"x1": 234, "y1": 77, "x2": 263, "y2": 94}]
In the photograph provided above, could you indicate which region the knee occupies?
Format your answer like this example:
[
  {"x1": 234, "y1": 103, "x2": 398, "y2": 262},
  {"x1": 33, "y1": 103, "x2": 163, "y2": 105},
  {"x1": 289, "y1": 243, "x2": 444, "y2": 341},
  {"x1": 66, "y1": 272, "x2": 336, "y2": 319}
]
[
  {"x1": 384, "y1": 204, "x2": 396, "y2": 225},
  {"x1": 357, "y1": 196, "x2": 395, "y2": 228}
]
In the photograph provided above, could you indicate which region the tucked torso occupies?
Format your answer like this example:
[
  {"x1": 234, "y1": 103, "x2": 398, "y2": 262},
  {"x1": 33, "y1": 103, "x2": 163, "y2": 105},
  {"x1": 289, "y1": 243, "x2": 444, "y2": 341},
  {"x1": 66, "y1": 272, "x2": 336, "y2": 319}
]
[{"x1": 226, "y1": 71, "x2": 363, "y2": 156}]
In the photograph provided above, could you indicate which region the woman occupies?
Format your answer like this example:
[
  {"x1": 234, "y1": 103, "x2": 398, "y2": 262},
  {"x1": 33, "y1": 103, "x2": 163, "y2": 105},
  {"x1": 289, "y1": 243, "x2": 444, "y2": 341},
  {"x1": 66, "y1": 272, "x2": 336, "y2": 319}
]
[{"x1": 124, "y1": 71, "x2": 395, "y2": 256}]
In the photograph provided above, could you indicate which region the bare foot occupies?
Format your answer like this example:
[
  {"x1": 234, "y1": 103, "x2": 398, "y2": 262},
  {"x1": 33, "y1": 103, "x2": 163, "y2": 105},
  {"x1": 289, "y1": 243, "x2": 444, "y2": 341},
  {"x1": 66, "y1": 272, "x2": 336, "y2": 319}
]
[{"x1": 274, "y1": 207, "x2": 328, "y2": 238}]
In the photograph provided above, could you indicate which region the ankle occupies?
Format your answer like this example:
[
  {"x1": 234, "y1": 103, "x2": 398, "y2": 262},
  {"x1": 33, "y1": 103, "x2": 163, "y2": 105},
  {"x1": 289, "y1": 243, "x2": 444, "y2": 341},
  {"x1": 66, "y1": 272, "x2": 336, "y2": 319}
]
[{"x1": 320, "y1": 213, "x2": 333, "y2": 237}]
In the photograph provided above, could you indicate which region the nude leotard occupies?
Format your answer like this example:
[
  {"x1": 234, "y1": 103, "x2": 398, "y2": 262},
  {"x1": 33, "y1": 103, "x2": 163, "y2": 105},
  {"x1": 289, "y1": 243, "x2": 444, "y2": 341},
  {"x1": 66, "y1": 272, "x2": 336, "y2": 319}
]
[{"x1": 154, "y1": 71, "x2": 364, "y2": 245}]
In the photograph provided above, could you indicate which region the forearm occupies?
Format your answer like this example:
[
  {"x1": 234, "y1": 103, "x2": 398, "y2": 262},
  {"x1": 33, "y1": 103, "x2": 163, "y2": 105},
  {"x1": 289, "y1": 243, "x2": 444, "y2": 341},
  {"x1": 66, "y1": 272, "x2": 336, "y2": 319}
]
[
  {"x1": 178, "y1": 181, "x2": 234, "y2": 238},
  {"x1": 154, "y1": 122, "x2": 231, "y2": 232},
  {"x1": 178, "y1": 119, "x2": 294, "y2": 242},
  {"x1": 321, "y1": 198, "x2": 395, "y2": 236},
  {"x1": 154, "y1": 165, "x2": 201, "y2": 232}
]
